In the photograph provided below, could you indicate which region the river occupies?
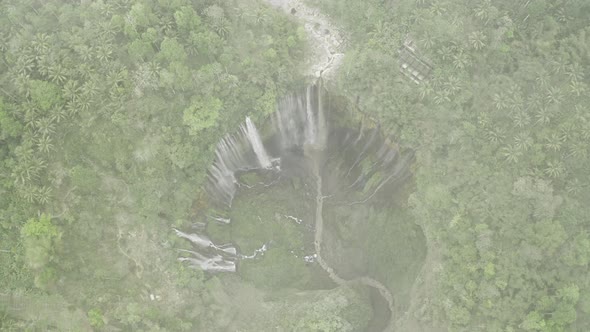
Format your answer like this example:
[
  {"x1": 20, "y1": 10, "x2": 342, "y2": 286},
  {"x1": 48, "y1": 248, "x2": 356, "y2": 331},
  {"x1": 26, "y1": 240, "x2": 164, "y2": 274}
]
[{"x1": 265, "y1": 1, "x2": 397, "y2": 331}]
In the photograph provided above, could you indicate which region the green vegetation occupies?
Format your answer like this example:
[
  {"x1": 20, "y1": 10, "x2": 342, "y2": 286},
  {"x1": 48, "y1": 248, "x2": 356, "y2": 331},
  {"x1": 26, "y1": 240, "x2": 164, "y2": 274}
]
[
  {"x1": 209, "y1": 172, "x2": 330, "y2": 291},
  {"x1": 323, "y1": 196, "x2": 427, "y2": 312},
  {"x1": 0, "y1": 0, "x2": 316, "y2": 329},
  {"x1": 312, "y1": 0, "x2": 590, "y2": 330},
  {"x1": 2, "y1": 0, "x2": 588, "y2": 330}
]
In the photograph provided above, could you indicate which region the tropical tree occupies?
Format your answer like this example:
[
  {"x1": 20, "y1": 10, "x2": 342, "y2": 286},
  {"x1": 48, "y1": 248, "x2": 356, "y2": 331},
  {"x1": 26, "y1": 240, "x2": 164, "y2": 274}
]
[
  {"x1": 544, "y1": 160, "x2": 565, "y2": 178},
  {"x1": 468, "y1": 31, "x2": 486, "y2": 50},
  {"x1": 35, "y1": 117, "x2": 55, "y2": 136},
  {"x1": 48, "y1": 63, "x2": 67, "y2": 84},
  {"x1": 545, "y1": 86, "x2": 564, "y2": 105},
  {"x1": 501, "y1": 144, "x2": 522, "y2": 163},
  {"x1": 513, "y1": 132, "x2": 533, "y2": 151},
  {"x1": 36, "y1": 135, "x2": 54, "y2": 154},
  {"x1": 21, "y1": 214, "x2": 60, "y2": 270},
  {"x1": 35, "y1": 186, "x2": 52, "y2": 205},
  {"x1": 544, "y1": 133, "x2": 564, "y2": 152}
]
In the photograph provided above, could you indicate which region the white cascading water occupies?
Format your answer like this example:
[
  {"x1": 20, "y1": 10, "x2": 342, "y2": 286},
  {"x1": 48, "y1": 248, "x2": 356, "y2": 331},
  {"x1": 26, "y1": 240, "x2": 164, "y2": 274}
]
[
  {"x1": 244, "y1": 117, "x2": 272, "y2": 169},
  {"x1": 316, "y1": 80, "x2": 327, "y2": 148},
  {"x1": 305, "y1": 85, "x2": 317, "y2": 145},
  {"x1": 207, "y1": 83, "x2": 328, "y2": 206},
  {"x1": 205, "y1": 82, "x2": 407, "y2": 209}
]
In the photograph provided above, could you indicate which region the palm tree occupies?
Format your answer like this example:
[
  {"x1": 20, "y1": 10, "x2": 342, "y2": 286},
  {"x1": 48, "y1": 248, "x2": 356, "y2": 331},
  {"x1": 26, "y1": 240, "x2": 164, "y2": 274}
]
[
  {"x1": 212, "y1": 18, "x2": 230, "y2": 38},
  {"x1": 437, "y1": 46, "x2": 454, "y2": 62},
  {"x1": 13, "y1": 164, "x2": 35, "y2": 186},
  {"x1": 512, "y1": 111, "x2": 531, "y2": 129},
  {"x1": 76, "y1": 45, "x2": 93, "y2": 62},
  {"x1": 62, "y1": 80, "x2": 80, "y2": 102},
  {"x1": 418, "y1": 82, "x2": 433, "y2": 100},
  {"x1": 35, "y1": 186, "x2": 52, "y2": 205},
  {"x1": 569, "y1": 79, "x2": 586, "y2": 97},
  {"x1": 35, "y1": 117, "x2": 55, "y2": 136},
  {"x1": 493, "y1": 93, "x2": 508, "y2": 110},
  {"x1": 99, "y1": 21, "x2": 117, "y2": 39},
  {"x1": 76, "y1": 63, "x2": 96, "y2": 80},
  {"x1": 550, "y1": 58, "x2": 567, "y2": 75},
  {"x1": 12, "y1": 152, "x2": 45, "y2": 186},
  {"x1": 478, "y1": 112, "x2": 490, "y2": 128},
  {"x1": 160, "y1": 16, "x2": 176, "y2": 37},
  {"x1": 444, "y1": 75, "x2": 462, "y2": 96},
  {"x1": 555, "y1": 7, "x2": 571, "y2": 23},
  {"x1": 15, "y1": 54, "x2": 35, "y2": 75},
  {"x1": 420, "y1": 32, "x2": 435, "y2": 50},
  {"x1": 253, "y1": 8, "x2": 269, "y2": 25},
  {"x1": 66, "y1": 96, "x2": 91, "y2": 117},
  {"x1": 544, "y1": 133, "x2": 564, "y2": 152},
  {"x1": 509, "y1": 94, "x2": 524, "y2": 112},
  {"x1": 368, "y1": 20, "x2": 388, "y2": 40},
  {"x1": 535, "y1": 107, "x2": 553, "y2": 125},
  {"x1": 473, "y1": 0, "x2": 492, "y2": 24},
  {"x1": 99, "y1": 2, "x2": 114, "y2": 17},
  {"x1": 37, "y1": 56, "x2": 52, "y2": 78},
  {"x1": 433, "y1": 90, "x2": 451, "y2": 105},
  {"x1": 95, "y1": 44, "x2": 113, "y2": 63},
  {"x1": 469, "y1": 31, "x2": 486, "y2": 50},
  {"x1": 514, "y1": 132, "x2": 533, "y2": 151},
  {"x1": 429, "y1": 2, "x2": 447, "y2": 15},
  {"x1": 48, "y1": 63, "x2": 66, "y2": 84},
  {"x1": 147, "y1": 61, "x2": 161, "y2": 79},
  {"x1": 20, "y1": 185, "x2": 37, "y2": 203},
  {"x1": 566, "y1": 63, "x2": 584, "y2": 82},
  {"x1": 565, "y1": 178, "x2": 583, "y2": 195},
  {"x1": 186, "y1": 33, "x2": 200, "y2": 56},
  {"x1": 527, "y1": 92, "x2": 544, "y2": 110},
  {"x1": 452, "y1": 51, "x2": 471, "y2": 70},
  {"x1": 487, "y1": 126, "x2": 506, "y2": 144},
  {"x1": 23, "y1": 106, "x2": 38, "y2": 129},
  {"x1": 32, "y1": 33, "x2": 50, "y2": 56},
  {"x1": 545, "y1": 86, "x2": 563, "y2": 105},
  {"x1": 37, "y1": 135, "x2": 54, "y2": 154},
  {"x1": 0, "y1": 32, "x2": 8, "y2": 54},
  {"x1": 81, "y1": 79, "x2": 100, "y2": 99},
  {"x1": 544, "y1": 160, "x2": 565, "y2": 178},
  {"x1": 501, "y1": 144, "x2": 522, "y2": 163},
  {"x1": 409, "y1": 9, "x2": 426, "y2": 25},
  {"x1": 50, "y1": 106, "x2": 67, "y2": 124},
  {"x1": 567, "y1": 142, "x2": 587, "y2": 160},
  {"x1": 581, "y1": 123, "x2": 590, "y2": 141},
  {"x1": 535, "y1": 71, "x2": 550, "y2": 88},
  {"x1": 12, "y1": 72, "x2": 31, "y2": 97}
]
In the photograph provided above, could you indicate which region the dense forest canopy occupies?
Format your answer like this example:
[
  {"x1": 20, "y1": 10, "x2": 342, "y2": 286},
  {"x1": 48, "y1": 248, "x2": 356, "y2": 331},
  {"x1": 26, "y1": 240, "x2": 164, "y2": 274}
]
[
  {"x1": 310, "y1": 0, "x2": 590, "y2": 330},
  {"x1": 1, "y1": 0, "x2": 589, "y2": 331},
  {"x1": 0, "y1": 0, "x2": 319, "y2": 330}
]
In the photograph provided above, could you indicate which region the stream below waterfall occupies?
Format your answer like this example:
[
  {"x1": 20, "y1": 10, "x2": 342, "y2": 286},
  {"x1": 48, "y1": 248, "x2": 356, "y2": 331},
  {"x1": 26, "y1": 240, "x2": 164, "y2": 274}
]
[
  {"x1": 266, "y1": 1, "x2": 398, "y2": 331},
  {"x1": 174, "y1": 1, "x2": 425, "y2": 331},
  {"x1": 311, "y1": 147, "x2": 397, "y2": 332}
]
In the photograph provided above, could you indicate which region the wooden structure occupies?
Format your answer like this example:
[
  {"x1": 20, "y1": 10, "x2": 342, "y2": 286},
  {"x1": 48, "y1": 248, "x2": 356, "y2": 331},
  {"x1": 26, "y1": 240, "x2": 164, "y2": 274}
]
[{"x1": 398, "y1": 37, "x2": 433, "y2": 84}]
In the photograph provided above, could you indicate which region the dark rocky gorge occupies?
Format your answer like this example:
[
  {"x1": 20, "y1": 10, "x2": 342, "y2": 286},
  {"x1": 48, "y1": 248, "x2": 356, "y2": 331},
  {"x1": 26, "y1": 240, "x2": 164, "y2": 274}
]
[{"x1": 175, "y1": 83, "x2": 427, "y2": 331}]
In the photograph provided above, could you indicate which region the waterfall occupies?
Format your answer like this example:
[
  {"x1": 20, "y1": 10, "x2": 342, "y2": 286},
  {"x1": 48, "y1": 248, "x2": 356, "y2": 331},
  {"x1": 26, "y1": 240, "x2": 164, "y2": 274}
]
[
  {"x1": 206, "y1": 117, "x2": 273, "y2": 206},
  {"x1": 183, "y1": 83, "x2": 411, "y2": 279},
  {"x1": 316, "y1": 80, "x2": 327, "y2": 149},
  {"x1": 244, "y1": 117, "x2": 272, "y2": 169},
  {"x1": 305, "y1": 86, "x2": 317, "y2": 145},
  {"x1": 204, "y1": 82, "x2": 401, "y2": 208},
  {"x1": 204, "y1": 83, "x2": 336, "y2": 206}
]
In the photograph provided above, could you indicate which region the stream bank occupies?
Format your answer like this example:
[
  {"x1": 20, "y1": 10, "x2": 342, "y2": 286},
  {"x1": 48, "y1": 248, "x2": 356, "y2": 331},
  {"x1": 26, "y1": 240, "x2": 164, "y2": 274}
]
[{"x1": 264, "y1": 1, "x2": 400, "y2": 331}]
